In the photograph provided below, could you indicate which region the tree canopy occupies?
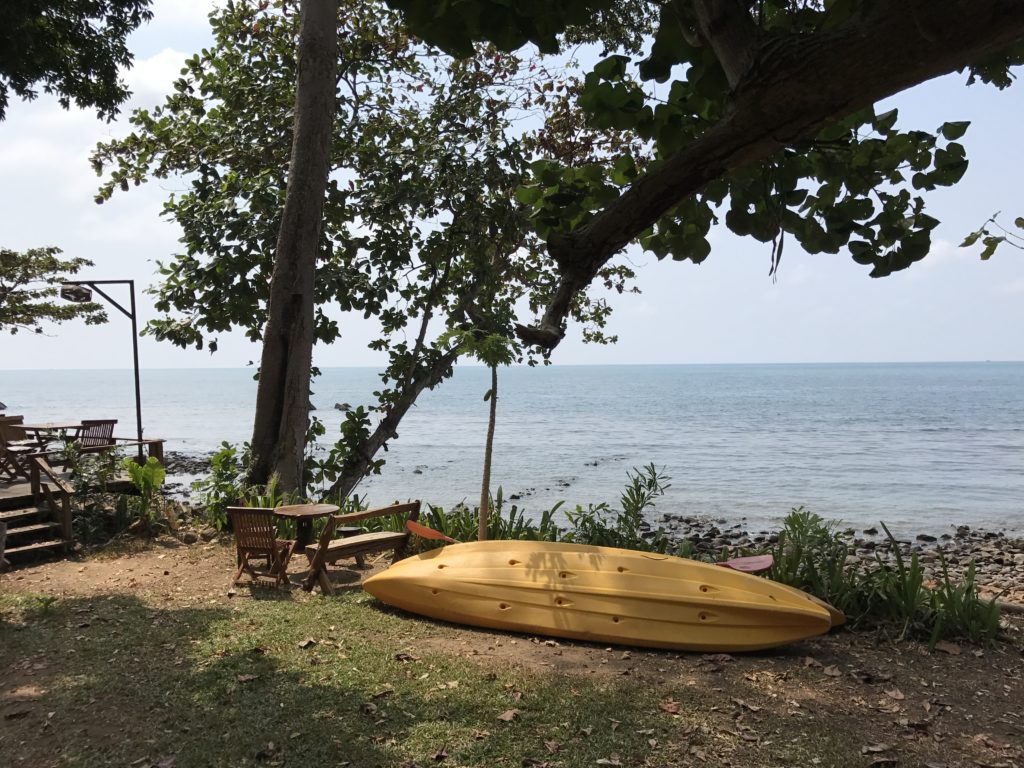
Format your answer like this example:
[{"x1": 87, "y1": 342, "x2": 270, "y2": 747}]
[
  {"x1": 93, "y1": 0, "x2": 638, "y2": 493},
  {"x1": 0, "y1": 247, "x2": 107, "y2": 334},
  {"x1": 0, "y1": 0, "x2": 153, "y2": 121},
  {"x1": 388, "y1": 0, "x2": 1024, "y2": 350}
]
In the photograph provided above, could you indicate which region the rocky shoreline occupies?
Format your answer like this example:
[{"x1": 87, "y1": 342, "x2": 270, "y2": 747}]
[{"x1": 650, "y1": 512, "x2": 1024, "y2": 604}]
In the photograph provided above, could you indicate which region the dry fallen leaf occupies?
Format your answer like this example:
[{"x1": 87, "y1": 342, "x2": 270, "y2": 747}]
[
  {"x1": 803, "y1": 656, "x2": 823, "y2": 668},
  {"x1": 497, "y1": 709, "x2": 520, "y2": 722},
  {"x1": 861, "y1": 743, "x2": 892, "y2": 754},
  {"x1": 884, "y1": 688, "x2": 905, "y2": 701},
  {"x1": 658, "y1": 699, "x2": 680, "y2": 714},
  {"x1": 237, "y1": 674, "x2": 259, "y2": 683},
  {"x1": 933, "y1": 641, "x2": 961, "y2": 656},
  {"x1": 544, "y1": 740, "x2": 560, "y2": 754},
  {"x1": 432, "y1": 744, "x2": 448, "y2": 762},
  {"x1": 298, "y1": 638, "x2": 317, "y2": 649},
  {"x1": 823, "y1": 665, "x2": 843, "y2": 677},
  {"x1": 596, "y1": 758, "x2": 622, "y2": 766},
  {"x1": 731, "y1": 698, "x2": 762, "y2": 712},
  {"x1": 702, "y1": 653, "x2": 735, "y2": 663}
]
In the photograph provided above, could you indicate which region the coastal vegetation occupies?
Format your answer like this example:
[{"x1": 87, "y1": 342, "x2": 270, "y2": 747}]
[{"x1": 149, "y1": 456, "x2": 1009, "y2": 647}]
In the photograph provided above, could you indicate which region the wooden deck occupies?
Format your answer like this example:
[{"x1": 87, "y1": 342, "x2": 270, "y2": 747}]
[{"x1": 0, "y1": 474, "x2": 135, "y2": 509}]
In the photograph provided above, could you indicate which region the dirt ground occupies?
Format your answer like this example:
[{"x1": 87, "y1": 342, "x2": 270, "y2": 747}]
[{"x1": 2, "y1": 541, "x2": 1023, "y2": 768}]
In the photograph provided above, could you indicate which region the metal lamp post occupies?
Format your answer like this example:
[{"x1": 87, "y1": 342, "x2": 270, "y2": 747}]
[{"x1": 60, "y1": 280, "x2": 144, "y2": 461}]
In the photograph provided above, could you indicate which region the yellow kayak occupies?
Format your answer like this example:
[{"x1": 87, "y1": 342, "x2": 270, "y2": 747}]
[{"x1": 363, "y1": 541, "x2": 840, "y2": 652}]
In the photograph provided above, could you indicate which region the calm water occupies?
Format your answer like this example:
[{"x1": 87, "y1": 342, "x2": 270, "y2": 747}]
[{"x1": 2, "y1": 363, "x2": 1022, "y2": 535}]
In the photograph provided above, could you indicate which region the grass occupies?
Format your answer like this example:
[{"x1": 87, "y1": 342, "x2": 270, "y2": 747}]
[
  {"x1": 0, "y1": 590, "x2": 687, "y2": 767},
  {"x1": 0, "y1": 584, "x2": 883, "y2": 768}
]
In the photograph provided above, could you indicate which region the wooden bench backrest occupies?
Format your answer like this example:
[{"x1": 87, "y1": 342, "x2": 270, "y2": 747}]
[
  {"x1": 307, "y1": 501, "x2": 419, "y2": 569},
  {"x1": 79, "y1": 419, "x2": 117, "y2": 448},
  {"x1": 228, "y1": 507, "x2": 280, "y2": 551}
]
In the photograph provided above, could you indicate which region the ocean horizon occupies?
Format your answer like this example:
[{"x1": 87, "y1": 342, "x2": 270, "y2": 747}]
[{"x1": 2, "y1": 361, "x2": 1022, "y2": 536}]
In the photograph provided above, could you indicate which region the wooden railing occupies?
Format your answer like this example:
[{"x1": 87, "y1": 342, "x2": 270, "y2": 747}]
[{"x1": 29, "y1": 454, "x2": 74, "y2": 544}]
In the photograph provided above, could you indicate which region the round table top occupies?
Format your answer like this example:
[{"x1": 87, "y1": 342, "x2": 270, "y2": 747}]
[{"x1": 273, "y1": 503, "x2": 339, "y2": 520}]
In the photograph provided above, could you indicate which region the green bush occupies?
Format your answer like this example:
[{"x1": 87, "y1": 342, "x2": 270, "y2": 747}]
[
  {"x1": 768, "y1": 509, "x2": 1002, "y2": 646},
  {"x1": 191, "y1": 442, "x2": 253, "y2": 530},
  {"x1": 122, "y1": 456, "x2": 168, "y2": 535}
]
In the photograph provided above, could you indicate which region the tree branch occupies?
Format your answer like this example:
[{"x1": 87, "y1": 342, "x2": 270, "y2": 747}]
[
  {"x1": 517, "y1": 0, "x2": 1024, "y2": 350},
  {"x1": 689, "y1": 0, "x2": 759, "y2": 89}
]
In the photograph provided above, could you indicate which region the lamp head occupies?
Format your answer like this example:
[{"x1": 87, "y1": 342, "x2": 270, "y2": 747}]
[{"x1": 60, "y1": 283, "x2": 93, "y2": 303}]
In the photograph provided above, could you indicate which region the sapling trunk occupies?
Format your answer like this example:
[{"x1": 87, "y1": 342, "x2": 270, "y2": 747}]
[{"x1": 479, "y1": 364, "x2": 498, "y2": 541}]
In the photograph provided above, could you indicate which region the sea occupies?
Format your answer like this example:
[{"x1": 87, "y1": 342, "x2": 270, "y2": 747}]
[{"x1": 2, "y1": 362, "x2": 1022, "y2": 536}]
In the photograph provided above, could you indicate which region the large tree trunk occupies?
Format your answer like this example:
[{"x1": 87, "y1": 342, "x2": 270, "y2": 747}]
[
  {"x1": 478, "y1": 364, "x2": 498, "y2": 541},
  {"x1": 249, "y1": 0, "x2": 339, "y2": 493}
]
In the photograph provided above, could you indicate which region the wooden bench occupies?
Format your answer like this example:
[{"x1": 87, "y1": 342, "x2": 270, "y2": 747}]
[{"x1": 302, "y1": 501, "x2": 420, "y2": 594}]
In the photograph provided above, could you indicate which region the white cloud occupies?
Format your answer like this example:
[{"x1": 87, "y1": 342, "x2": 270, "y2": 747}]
[
  {"x1": 124, "y1": 48, "x2": 193, "y2": 107},
  {"x1": 152, "y1": 0, "x2": 224, "y2": 25},
  {"x1": 917, "y1": 238, "x2": 975, "y2": 271}
]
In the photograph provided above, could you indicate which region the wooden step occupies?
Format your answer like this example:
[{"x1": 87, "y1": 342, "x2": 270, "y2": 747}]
[
  {"x1": 6, "y1": 522, "x2": 61, "y2": 538},
  {"x1": 0, "y1": 507, "x2": 44, "y2": 524},
  {"x1": 5, "y1": 539, "x2": 67, "y2": 557}
]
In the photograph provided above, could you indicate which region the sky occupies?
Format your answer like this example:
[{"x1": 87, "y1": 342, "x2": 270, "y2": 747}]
[{"x1": 1, "y1": 0, "x2": 1022, "y2": 371}]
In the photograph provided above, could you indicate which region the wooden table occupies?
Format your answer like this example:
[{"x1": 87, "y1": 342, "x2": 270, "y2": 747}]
[
  {"x1": 273, "y1": 503, "x2": 340, "y2": 554},
  {"x1": 21, "y1": 422, "x2": 83, "y2": 441}
]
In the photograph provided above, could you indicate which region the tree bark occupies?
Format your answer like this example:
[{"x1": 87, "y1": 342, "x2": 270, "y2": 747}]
[
  {"x1": 478, "y1": 364, "x2": 498, "y2": 541},
  {"x1": 250, "y1": 0, "x2": 339, "y2": 493},
  {"x1": 517, "y1": 0, "x2": 1024, "y2": 349},
  {"x1": 326, "y1": 347, "x2": 461, "y2": 498}
]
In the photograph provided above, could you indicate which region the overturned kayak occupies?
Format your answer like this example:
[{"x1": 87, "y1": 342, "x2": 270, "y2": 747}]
[{"x1": 363, "y1": 541, "x2": 842, "y2": 652}]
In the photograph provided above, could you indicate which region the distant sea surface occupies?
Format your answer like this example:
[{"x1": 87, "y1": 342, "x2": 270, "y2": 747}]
[{"x1": 3, "y1": 363, "x2": 1022, "y2": 536}]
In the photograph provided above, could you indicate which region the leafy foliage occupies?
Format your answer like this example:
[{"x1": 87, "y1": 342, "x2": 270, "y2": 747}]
[
  {"x1": 0, "y1": 247, "x2": 106, "y2": 334},
  {"x1": 122, "y1": 456, "x2": 169, "y2": 535},
  {"x1": 961, "y1": 212, "x2": 1024, "y2": 260},
  {"x1": 0, "y1": 0, "x2": 153, "y2": 120},
  {"x1": 769, "y1": 509, "x2": 1001, "y2": 645},
  {"x1": 93, "y1": 0, "x2": 640, "y2": 496},
  {"x1": 191, "y1": 442, "x2": 253, "y2": 530},
  {"x1": 387, "y1": 0, "x2": 1024, "y2": 348}
]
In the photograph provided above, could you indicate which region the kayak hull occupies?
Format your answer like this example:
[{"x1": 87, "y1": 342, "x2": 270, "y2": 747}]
[{"x1": 362, "y1": 541, "x2": 837, "y2": 652}]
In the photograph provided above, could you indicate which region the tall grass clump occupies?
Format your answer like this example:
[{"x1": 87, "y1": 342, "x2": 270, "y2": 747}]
[{"x1": 769, "y1": 509, "x2": 1002, "y2": 646}]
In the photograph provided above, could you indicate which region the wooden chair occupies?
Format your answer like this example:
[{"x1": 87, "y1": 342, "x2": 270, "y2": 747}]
[
  {"x1": 227, "y1": 507, "x2": 295, "y2": 587},
  {"x1": 76, "y1": 419, "x2": 118, "y2": 451},
  {"x1": 62, "y1": 419, "x2": 165, "y2": 466},
  {"x1": 303, "y1": 501, "x2": 421, "y2": 594},
  {"x1": 0, "y1": 417, "x2": 42, "y2": 481}
]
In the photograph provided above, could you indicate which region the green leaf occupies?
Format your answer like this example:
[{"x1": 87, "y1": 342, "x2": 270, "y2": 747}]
[
  {"x1": 980, "y1": 236, "x2": 1003, "y2": 260},
  {"x1": 960, "y1": 230, "x2": 983, "y2": 248},
  {"x1": 940, "y1": 121, "x2": 970, "y2": 140}
]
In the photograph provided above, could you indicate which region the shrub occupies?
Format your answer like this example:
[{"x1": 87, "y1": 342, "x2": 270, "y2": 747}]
[
  {"x1": 192, "y1": 442, "x2": 253, "y2": 530},
  {"x1": 768, "y1": 509, "x2": 1002, "y2": 646}
]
